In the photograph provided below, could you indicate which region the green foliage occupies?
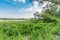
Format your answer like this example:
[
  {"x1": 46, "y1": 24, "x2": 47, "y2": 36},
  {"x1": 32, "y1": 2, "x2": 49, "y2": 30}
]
[{"x1": 0, "y1": 20, "x2": 59, "y2": 40}]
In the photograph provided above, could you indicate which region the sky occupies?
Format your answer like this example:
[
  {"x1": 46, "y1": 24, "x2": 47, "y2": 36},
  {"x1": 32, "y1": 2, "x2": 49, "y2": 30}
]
[{"x1": 0, "y1": 0, "x2": 47, "y2": 18}]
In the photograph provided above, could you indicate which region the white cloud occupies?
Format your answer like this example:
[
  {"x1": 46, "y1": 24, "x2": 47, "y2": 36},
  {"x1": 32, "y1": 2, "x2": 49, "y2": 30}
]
[
  {"x1": 32, "y1": 1, "x2": 39, "y2": 8},
  {"x1": 13, "y1": 0, "x2": 26, "y2": 3},
  {"x1": 18, "y1": 0, "x2": 26, "y2": 3},
  {"x1": 17, "y1": 7, "x2": 34, "y2": 18},
  {"x1": 17, "y1": 6, "x2": 43, "y2": 18}
]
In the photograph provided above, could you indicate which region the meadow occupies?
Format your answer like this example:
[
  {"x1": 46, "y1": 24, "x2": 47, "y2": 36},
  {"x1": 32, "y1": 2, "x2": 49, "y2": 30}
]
[{"x1": 0, "y1": 19, "x2": 59, "y2": 40}]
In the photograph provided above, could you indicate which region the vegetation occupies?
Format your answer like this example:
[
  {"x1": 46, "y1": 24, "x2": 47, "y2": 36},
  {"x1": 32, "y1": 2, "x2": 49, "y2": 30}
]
[
  {"x1": 0, "y1": 19, "x2": 60, "y2": 40},
  {"x1": 0, "y1": 0, "x2": 60, "y2": 40},
  {"x1": 0, "y1": 18, "x2": 27, "y2": 20}
]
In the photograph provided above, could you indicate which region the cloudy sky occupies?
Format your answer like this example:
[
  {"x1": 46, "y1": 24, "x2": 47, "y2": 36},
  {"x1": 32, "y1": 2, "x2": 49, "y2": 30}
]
[{"x1": 0, "y1": 0, "x2": 46, "y2": 18}]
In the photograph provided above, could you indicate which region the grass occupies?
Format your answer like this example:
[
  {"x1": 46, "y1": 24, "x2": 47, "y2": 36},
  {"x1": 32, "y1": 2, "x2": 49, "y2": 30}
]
[{"x1": 0, "y1": 20, "x2": 59, "y2": 40}]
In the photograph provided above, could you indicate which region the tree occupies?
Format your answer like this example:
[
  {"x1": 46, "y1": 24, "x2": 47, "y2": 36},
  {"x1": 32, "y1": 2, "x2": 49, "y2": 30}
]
[
  {"x1": 42, "y1": 3, "x2": 60, "y2": 22},
  {"x1": 33, "y1": 2, "x2": 60, "y2": 22},
  {"x1": 34, "y1": 12, "x2": 43, "y2": 19}
]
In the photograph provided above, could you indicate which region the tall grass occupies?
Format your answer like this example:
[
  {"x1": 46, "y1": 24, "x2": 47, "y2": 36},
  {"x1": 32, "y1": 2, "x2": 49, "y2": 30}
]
[{"x1": 0, "y1": 20, "x2": 59, "y2": 40}]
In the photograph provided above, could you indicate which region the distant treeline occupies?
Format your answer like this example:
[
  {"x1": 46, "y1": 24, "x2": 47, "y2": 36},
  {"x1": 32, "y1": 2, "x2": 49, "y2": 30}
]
[{"x1": 0, "y1": 18, "x2": 28, "y2": 20}]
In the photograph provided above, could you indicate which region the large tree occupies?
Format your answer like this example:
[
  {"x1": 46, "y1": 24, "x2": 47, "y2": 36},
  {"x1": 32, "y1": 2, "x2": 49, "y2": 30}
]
[{"x1": 34, "y1": 1, "x2": 60, "y2": 22}]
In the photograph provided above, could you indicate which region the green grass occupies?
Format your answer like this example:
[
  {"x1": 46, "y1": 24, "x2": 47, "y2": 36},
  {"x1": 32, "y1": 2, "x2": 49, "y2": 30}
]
[{"x1": 0, "y1": 20, "x2": 59, "y2": 40}]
